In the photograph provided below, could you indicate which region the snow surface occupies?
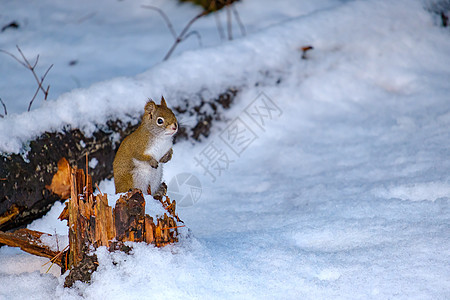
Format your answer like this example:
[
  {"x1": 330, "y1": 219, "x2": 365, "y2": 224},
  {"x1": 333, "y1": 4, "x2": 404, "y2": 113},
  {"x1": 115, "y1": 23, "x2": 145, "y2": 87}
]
[
  {"x1": 0, "y1": 1, "x2": 344, "y2": 153},
  {"x1": 1, "y1": 0, "x2": 450, "y2": 299},
  {"x1": 0, "y1": 0, "x2": 340, "y2": 153}
]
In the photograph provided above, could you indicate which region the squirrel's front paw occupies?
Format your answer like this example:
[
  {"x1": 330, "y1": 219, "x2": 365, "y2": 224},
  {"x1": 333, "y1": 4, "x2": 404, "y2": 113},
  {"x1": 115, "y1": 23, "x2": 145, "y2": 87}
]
[
  {"x1": 153, "y1": 182, "x2": 167, "y2": 200},
  {"x1": 149, "y1": 157, "x2": 159, "y2": 169},
  {"x1": 159, "y1": 148, "x2": 173, "y2": 163}
]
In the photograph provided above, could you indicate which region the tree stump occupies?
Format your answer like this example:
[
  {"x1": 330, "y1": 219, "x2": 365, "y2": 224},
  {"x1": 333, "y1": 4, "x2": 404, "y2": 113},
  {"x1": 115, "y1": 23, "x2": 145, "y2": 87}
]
[{"x1": 0, "y1": 160, "x2": 184, "y2": 287}]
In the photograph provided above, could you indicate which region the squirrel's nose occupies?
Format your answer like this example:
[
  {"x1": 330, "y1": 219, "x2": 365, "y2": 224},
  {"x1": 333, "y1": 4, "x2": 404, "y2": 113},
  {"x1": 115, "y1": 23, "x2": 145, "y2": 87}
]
[{"x1": 172, "y1": 123, "x2": 177, "y2": 130}]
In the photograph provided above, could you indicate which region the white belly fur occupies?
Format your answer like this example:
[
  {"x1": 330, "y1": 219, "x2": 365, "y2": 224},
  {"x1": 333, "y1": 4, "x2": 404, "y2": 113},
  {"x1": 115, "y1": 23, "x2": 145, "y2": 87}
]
[{"x1": 132, "y1": 136, "x2": 172, "y2": 194}]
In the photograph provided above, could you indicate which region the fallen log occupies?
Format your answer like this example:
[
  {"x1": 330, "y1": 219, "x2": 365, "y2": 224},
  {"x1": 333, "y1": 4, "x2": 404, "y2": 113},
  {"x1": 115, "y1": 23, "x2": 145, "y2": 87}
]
[{"x1": 0, "y1": 88, "x2": 237, "y2": 232}]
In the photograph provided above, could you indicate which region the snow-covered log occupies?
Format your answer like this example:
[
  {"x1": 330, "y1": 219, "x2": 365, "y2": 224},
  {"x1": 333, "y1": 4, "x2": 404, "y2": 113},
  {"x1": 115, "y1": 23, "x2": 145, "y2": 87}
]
[{"x1": 0, "y1": 88, "x2": 236, "y2": 232}]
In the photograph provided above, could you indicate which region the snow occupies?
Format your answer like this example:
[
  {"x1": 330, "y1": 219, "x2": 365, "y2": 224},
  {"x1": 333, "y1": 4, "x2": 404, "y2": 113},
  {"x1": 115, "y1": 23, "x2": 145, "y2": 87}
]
[
  {"x1": 0, "y1": 0, "x2": 339, "y2": 153},
  {"x1": 1, "y1": 0, "x2": 450, "y2": 299},
  {"x1": 88, "y1": 157, "x2": 98, "y2": 169},
  {"x1": 0, "y1": 0, "x2": 352, "y2": 153}
]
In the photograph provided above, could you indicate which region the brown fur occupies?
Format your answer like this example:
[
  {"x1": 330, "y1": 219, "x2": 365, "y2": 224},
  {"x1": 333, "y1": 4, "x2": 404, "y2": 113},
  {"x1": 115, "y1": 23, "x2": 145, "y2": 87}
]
[{"x1": 113, "y1": 97, "x2": 177, "y2": 193}]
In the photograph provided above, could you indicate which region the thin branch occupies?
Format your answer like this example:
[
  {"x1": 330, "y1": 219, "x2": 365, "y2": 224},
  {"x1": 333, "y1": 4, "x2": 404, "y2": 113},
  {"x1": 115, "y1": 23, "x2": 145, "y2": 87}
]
[
  {"x1": 42, "y1": 244, "x2": 69, "y2": 273},
  {"x1": 0, "y1": 46, "x2": 53, "y2": 111},
  {"x1": 28, "y1": 86, "x2": 40, "y2": 112},
  {"x1": 44, "y1": 85, "x2": 50, "y2": 100},
  {"x1": 32, "y1": 54, "x2": 40, "y2": 69},
  {"x1": 42, "y1": 64, "x2": 54, "y2": 81},
  {"x1": 214, "y1": 13, "x2": 225, "y2": 41},
  {"x1": 27, "y1": 64, "x2": 53, "y2": 111},
  {"x1": 0, "y1": 98, "x2": 7, "y2": 118},
  {"x1": 163, "y1": 11, "x2": 209, "y2": 61},
  {"x1": 0, "y1": 49, "x2": 28, "y2": 68},
  {"x1": 226, "y1": 3, "x2": 232, "y2": 40},
  {"x1": 41, "y1": 64, "x2": 53, "y2": 98},
  {"x1": 141, "y1": 5, "x2": 177, "y2": 40},
  {"x1": 231, "y1": 5, "x2": 246, "y2": 36},
  {"x1": 95, "y1": 183, "x2": 103, "y2": 196},
  {"x1": 16, "y1": 46, "x2": 48, "y2": 95},
  {"x1": 181, "y1": 30, "x2": 203, "y2": 47}
]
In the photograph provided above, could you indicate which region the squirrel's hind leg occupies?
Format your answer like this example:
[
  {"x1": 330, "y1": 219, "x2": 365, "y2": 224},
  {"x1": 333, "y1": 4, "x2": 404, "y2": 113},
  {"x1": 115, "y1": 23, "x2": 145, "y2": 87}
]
[{"x1": 114, "y1": 172, "x2": 134, "y2": 194}]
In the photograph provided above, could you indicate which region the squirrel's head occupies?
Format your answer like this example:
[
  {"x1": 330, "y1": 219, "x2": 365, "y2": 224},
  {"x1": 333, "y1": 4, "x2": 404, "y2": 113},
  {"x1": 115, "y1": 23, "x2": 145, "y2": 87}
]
[{"x1": 143, "y1": 96, "x2": 178, "y2": 137}]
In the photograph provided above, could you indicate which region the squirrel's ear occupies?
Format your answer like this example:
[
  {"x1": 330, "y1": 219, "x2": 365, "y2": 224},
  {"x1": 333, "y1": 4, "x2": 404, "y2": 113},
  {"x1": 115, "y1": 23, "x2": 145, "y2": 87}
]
[
  {"x1": 145, "y1": 100, "x2": 156, "y2": 118},
  {"x1": 161, "y1": 96, "x2": 167, "y2": 107}
]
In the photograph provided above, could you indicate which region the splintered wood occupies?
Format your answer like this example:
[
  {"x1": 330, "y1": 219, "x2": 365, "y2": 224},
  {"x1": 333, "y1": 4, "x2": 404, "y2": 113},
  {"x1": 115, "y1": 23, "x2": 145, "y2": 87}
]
[
  {"x1": 0, "y1": 159, "x2": 183, "y2": 287},
  {"x1": 57, "y1": 165, "x2": 182, "y2": 269},
  {"x1": 55, "y1": 169, "x2": 182, "y2": 267},
  {"x1": 0, "y1": 228, "x2": 60, "y2": 261}
]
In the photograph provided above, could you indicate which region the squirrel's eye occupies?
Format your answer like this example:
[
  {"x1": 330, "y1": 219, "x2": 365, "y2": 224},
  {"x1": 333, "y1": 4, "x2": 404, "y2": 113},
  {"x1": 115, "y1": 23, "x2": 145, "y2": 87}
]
[{"x1": 157, "y1": 117, "x2": 164, "y2": 125}]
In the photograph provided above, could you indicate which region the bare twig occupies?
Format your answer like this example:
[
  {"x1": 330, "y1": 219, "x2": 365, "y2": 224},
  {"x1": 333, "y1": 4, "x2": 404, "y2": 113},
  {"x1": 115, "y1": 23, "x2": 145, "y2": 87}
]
[
  {"x1": 143, "y1": 1, "x2": 244, "y2": 61},
  {"x1": 213, "y1": 0, "x2": 244, "y2": 40},
  {"x1": 95, "y1": 183, "x2": 103, "y2": 196},
  {"x1": 16, "y1": 46, "x2": 49, "y2": 96},
  {"x1": 0, "y1": 46, "x2": 53, "y2": 111},
  {"x1": 44, "y1": 85, "x2": 50, "y2": 100},
  {"x1": 141, "y1": 5, "x2": 177, "y2": 39},
  {"x1": 141, "y1": 5, "x2": 208, "y2": 61},
  {"x1": 27, "y1": 64, "x2": 53, "y2": 112},
  {"x1": 31, "y1": 54, "x2": 39, "y2": 69},
  {"x1": 231, "y1": 5, "x2": 246, "y2": 36},
  {"x1": 29, "y1": 86, "x2": 40, "y2": 112},
  {"x1": 42, "y1": 244, "x2": 69, "y2": 273},
  {"x1": 181, "y1": 30, "x2": 203, "y2": 47},
  {"x1": 226, "y1": 3, "x2": 232, "y2": 40},
  {"x1": 163, "y1": 11, "x2": 209, "y2": 61},
  {"x1": 0, "y1": 98, "x2": 7, "y2": 118},
  {"x1": 214, "y1": 13, "x2": 226, "y2": 41},
  {"x1": 0, "y1": 49, "x2": 27, "y2": 68}
]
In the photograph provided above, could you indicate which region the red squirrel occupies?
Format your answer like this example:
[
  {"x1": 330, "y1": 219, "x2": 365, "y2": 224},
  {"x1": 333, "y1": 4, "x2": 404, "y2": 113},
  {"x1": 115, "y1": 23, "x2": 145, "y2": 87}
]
[{"x1": 113, "y1": 97, "x2": 178, "y2": 196}]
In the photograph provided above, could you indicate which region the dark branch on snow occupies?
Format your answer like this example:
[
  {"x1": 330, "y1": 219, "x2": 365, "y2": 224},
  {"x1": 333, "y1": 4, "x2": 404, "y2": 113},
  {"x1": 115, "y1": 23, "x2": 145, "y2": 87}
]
[{"x1": 0, "y1": 46, "x2": 53, "y2": 111}]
